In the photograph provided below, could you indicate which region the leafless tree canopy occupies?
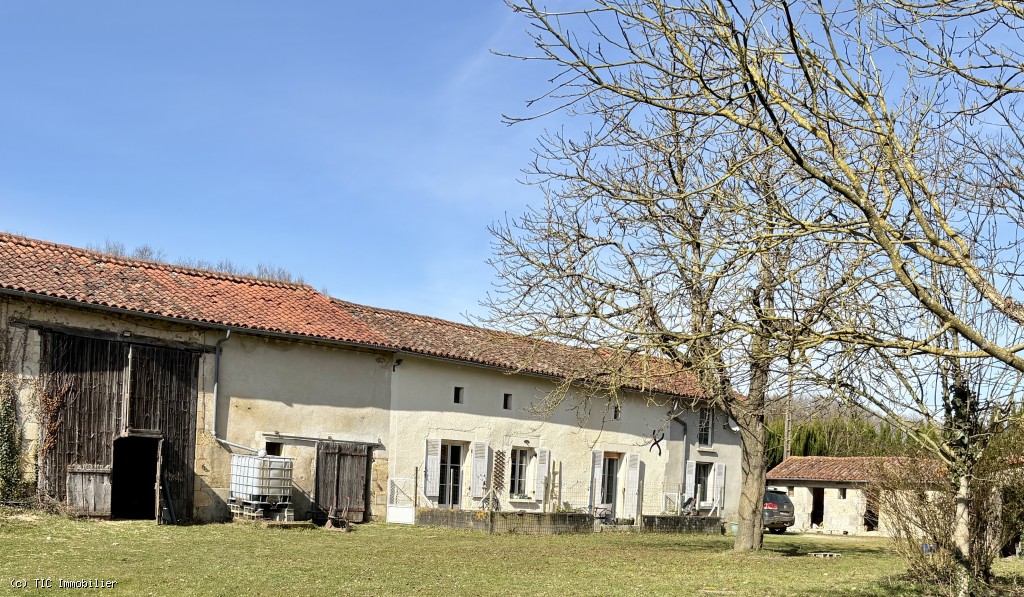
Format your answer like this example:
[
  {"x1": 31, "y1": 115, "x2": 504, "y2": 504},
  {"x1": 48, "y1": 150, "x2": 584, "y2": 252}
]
[
  {"x1": 492, "y1": 0, "x2": 1024, "y2": 583},
  {"x1": 87, "y1": 239, "x2": 305, "y2": 284}
]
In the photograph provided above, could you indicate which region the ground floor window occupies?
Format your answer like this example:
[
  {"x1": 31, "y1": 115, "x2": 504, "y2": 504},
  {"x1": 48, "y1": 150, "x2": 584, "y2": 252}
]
[
  {"x1": 696, "y1": 462, "x2": 713, "y2": 503},
  {"x1": 601, "y1": 454, "x2": 619, "y2": 505},
  {"x1": 509, "y1": 447, "x2": 533, "y2": 499},
  {"x1": 438, "y1": 443, "x2": 463, "y2": 508}
]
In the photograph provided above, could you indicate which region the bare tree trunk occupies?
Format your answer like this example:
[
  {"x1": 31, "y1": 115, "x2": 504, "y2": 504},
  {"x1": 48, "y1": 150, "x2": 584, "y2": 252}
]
[
  {"x1": 733, "y1": 346, "x2": 770, "y2": 551},
  {"x1": 953, "y1": 474, "x2": 973, "y2": 597},
  {"x1": 734, "y1": 411, "x2": 766, "y2": 551}
]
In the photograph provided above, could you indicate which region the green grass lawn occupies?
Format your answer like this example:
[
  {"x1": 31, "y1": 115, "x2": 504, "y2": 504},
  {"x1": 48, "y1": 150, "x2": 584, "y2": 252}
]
[{"x1": 2, "y1": 508, "x2": 1023, "y2": 596}]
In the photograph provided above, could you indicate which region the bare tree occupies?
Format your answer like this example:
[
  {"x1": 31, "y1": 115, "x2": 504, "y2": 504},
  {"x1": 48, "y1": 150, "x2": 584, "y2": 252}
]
[
  {"x1": 497, "y1": 0, "x2": 1024, "y2": 585},
  {"x1": 85, "y1": 239, "x2": 305, "y2": 284},
  {"x1": 87, "y1": 240, "x2": 167, "y2": 263},
  {"x1": 486, "y1": 104, "x2": 862, "y2": 550}
]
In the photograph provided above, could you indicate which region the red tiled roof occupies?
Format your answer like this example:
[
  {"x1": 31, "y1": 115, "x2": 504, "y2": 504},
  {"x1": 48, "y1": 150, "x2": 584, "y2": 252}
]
[
  {"x1": 766, "y1": 456, "x2": 943, "y2": 483},
  {"x1": 0, "y1": 232, "x2": 704, "y2": 399},
  {"x1": 336, "y1": 300, "x2": 704, "y2": 397},
  {"x1": 0, "y1": 232, "x2": 388, "y2": 345},
  {"x1": 767, "y1": 457, "x2": 885, "y2": 482}
]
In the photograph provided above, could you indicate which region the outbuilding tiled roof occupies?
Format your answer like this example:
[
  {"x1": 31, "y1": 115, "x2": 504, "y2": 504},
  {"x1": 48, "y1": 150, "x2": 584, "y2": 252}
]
[
  {"x1": 766, "y1": 456, "x2": 947, "y2": 483},
  {"x1": 0, "y1": 232, "x2": 388, "y2": 345},
  {"x1": 0, "y1": 232, "x2": 704, "y2": 400},
  {"x1": 767, "y1": 456, "x2": 887, "y2": 483}
]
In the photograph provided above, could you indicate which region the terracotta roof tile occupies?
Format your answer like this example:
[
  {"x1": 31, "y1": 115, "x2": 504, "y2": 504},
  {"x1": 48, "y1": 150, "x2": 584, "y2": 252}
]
[
  {"x1": 0, "y1": 232, "x2": 704, "y2": 400},
  {"x1": 766, "y1": 456, "x2": 942, "y2": 483},
  {"x1": 0, "y1": 232, "x2": 387, "y2": 345},
  {"x1": 335, "y1": 300, "x2": 705, "y2": 398}
]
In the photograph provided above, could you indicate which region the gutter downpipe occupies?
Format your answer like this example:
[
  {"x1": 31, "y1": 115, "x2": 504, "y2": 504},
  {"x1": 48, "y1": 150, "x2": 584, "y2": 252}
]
[{"x1": 212, "y1": 329, "x2": 259, "y2": 453}]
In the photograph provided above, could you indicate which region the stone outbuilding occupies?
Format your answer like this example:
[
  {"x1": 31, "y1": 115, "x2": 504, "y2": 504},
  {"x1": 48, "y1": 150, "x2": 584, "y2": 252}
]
[{"x1": 766, "y1": 456, "x2": 886, "y2": 535}]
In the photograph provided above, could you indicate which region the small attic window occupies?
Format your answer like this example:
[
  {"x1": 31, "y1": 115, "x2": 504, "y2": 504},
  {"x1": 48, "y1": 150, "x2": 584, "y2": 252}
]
[
  {"x1": 503, "y1": 393, "x2": 512, "y2": 410},
  {"x1": 454, "y1": 387, "x2": 464, "y2": 404},
  {"x1": 613, "y1": 405, "x2": 621, "y2": 420}
]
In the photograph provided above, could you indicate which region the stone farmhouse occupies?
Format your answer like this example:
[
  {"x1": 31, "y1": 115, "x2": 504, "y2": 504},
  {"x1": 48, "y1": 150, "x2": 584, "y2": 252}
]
[{"x1": 0, "y1": 232, "x2": 741, "y2": 525}]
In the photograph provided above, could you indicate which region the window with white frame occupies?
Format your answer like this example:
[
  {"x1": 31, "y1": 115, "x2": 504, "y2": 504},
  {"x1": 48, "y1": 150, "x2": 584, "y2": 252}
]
[
  {"x1": 695, "y1": 462, "x2": 713, "y2": 502},
  {"x1": 509, "y1": 447, "x2": 534, "y2": 499},
  {"x1": 697, "y1": 407, "x2": 714, "y2": 447},
  {"x1": 600, "y1": 454, "x2": 619, "y2": 505}
]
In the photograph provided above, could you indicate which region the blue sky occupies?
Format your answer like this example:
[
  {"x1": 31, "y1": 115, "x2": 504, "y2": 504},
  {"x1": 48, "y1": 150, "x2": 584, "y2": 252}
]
[{"x1": 0, "y1": 2, "x2": 554, "y2": 322}]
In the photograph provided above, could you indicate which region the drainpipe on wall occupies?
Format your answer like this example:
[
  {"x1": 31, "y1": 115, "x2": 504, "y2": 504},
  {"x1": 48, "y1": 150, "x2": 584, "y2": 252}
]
[{"x1": 212, "y1": 329, "x2": 259, "y2": 453}]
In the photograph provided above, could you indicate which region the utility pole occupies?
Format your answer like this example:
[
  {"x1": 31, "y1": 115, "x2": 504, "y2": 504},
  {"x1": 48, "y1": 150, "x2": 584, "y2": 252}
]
[{"x1": 783, "y1": 360, "x2": 793, "y2": 461}]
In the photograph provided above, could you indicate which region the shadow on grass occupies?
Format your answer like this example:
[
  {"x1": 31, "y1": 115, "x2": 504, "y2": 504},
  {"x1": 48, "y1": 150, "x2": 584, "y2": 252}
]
[
  {"x1": 764, "y1": 542, "x2": 888, "y2": 558},
  {"x1": 786, "y1": 570, "x2": 1024, "y2": 596}
]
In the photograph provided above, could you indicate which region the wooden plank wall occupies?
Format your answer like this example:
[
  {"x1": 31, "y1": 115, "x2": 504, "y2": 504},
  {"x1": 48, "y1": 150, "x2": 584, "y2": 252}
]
[
  {"x1": 39, "y1": 332, "x2": 126, "y2": 502},
  {"x1": 39, "y1": 331, "x2": 198, "y2": 521},
  {"x1": 146, "y1": 346, "x2": 198, "y2": 522},
  {"x1": 315, "y1": 441, "x2": 370, "y2": 522},
  {"x1": 66, "y1": 466, "x2": 113, "y2": 516}
]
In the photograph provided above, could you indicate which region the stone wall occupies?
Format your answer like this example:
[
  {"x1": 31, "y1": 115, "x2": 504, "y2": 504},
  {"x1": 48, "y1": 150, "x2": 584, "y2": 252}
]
[
  {"x1": 641, "y1": 515, "x2": 723, "y2": 534},
  {"x1": 414, "y1": 508, "x2": 594, "y2": 535}
]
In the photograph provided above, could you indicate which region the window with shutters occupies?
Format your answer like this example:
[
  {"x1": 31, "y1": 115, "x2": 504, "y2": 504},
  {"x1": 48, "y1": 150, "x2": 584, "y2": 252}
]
[
  {"x1": 509, "y1": 447, "x2": 534, "y2": 500},
  {"x1": 697, "y1": 408, "x2": 714, "y2": 447}
]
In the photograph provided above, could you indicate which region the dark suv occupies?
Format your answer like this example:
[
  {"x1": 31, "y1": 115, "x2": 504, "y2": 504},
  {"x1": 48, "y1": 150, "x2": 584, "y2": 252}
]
[{"x1": 763, "y1": 490, "x2": 795, "y2": 534}]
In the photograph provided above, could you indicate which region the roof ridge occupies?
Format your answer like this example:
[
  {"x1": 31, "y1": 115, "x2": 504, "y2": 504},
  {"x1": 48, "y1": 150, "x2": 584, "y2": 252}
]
[
  {"x1": 0, "y1": 232, "x2": 313, "y2": 290},
  {"x1": 332, "y1": 298, "x2": 512, "y2": 335}
]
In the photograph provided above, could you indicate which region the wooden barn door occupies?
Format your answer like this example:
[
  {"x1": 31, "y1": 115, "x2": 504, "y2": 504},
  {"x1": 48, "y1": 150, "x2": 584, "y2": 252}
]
[{"x1": 314, "y1": 441, "x2": 370, "y2": 523}]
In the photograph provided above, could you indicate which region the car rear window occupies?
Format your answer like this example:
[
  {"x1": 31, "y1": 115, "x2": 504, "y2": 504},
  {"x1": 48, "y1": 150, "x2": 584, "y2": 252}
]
[{"x1": 765, "y1": 491, "x2": 793, "y2": 507}]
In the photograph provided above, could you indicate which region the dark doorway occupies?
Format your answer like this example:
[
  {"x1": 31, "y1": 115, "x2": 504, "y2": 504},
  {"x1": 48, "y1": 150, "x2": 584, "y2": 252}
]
[
  {"x1": 810, "y1": 487, "x2": 825, "y2": 526},
  {"x1": 111, "y1": 436, "x2": 161, "y2": 520},
  {"x1": 864, "y1": 490, "x2": 879, "y2": 531}
]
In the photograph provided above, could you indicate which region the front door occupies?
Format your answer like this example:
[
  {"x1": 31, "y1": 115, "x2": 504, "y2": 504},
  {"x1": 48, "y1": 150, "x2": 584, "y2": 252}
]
[
  {"x1": 438, "y1": 443, "x2": 463, "y2": 508},
  {"x1": 599, "y1": 453, "x2": 619, "y2": 517}
]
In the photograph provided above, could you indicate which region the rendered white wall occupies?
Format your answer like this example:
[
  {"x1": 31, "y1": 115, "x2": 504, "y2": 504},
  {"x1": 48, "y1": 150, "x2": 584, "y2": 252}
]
[{"x1": 387, "y1": 355, "x2": 742, "y2": 520}]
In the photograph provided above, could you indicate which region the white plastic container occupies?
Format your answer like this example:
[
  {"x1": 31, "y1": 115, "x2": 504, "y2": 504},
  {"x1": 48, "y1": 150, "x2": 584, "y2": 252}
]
[{"x1": 229, "y1": 454, "x2": 293, "y2": 503}]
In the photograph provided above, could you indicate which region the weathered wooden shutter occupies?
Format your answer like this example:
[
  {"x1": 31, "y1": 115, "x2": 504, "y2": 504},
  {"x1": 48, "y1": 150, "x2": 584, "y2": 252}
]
[
  {"x1": 314, "y1": 441, "x2": 370, "y2": 522},
  {"x1": 624, "y1": 453, "x2": 640, "y2": 517},
  {"x1": 66, "y1": 466, "x2": 112, "y2": 516},
  {"x1": 684, "y1": 460, "x2": 696, "y2": 501},
  {"x1": 714, "y1": 462, "x2": 727, "y2": 507},
  {"x1": 590, "y1": 451, "x2": 603, "y2": 507},
  {"x1": 534, "y1": 448, "x2": 551, "y2": 499},
  {"x1": 424, "y1": 439, "x2": 441, "y2": 497},
  {"x1": 470, "y1": 441, "x2": 488, "y2": 499}
]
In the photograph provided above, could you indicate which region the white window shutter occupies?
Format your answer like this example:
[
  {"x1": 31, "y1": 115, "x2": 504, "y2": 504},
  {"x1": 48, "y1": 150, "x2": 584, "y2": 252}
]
[
  {"x1": 704, "y1": 463, "x2": 717, "y2": 506},
  {"x1": 470, "y1": 441, "x2": 489, "y2": 499},
  {"x1": 534, "y1": 448, "x2": 551, "y2": 499},
  {"x1": 590, "y1": 451, "x2": 603, "y2": 507},
  {"x1": 424, "y1": 438, "x2": 441, "y2": 497},
  {"x1": 624, "y1": 453, "x2": 640, "y2": 517},
  {"x1": 684, "y1": 460, "x2": 696, "y2": 501},
  {"x1": 714, "y1": 462, "x2": 727, "y2": 507}
]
